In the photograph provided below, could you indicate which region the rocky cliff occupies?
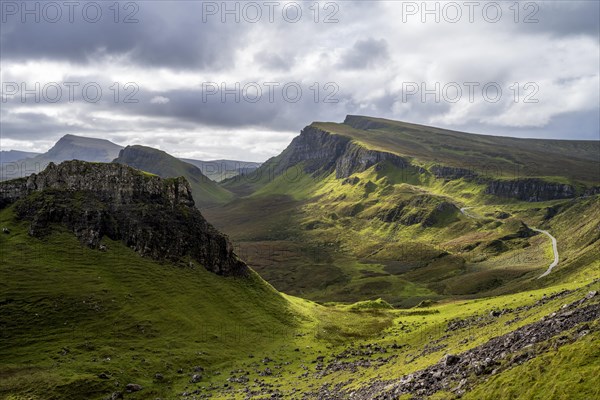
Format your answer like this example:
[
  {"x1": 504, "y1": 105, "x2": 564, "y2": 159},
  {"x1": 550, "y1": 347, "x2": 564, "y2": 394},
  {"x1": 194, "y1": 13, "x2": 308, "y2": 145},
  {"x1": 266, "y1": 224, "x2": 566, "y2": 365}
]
[
  {"x1": 430, "y1": 165, "x2": 477, "y2": 180},
  {"x1": 484, "y1": 179, "x2": 576, "y2": 202},
  {"x1": 264, "y1": 125, "x2": 412, "y2": 179},
  {"x1": 229, "y1": 122, "x2": 588, "y2": 203},
  {"x1": 0, "y1": 160, "x2": 247, "y2": 277}
]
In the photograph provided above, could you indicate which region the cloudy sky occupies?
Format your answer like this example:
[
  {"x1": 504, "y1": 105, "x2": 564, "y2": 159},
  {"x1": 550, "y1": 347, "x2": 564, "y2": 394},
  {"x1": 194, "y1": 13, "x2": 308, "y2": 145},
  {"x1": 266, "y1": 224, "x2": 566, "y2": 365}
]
[{"x1": 1, "y1": 1, "x2": 598, "y2": 161}]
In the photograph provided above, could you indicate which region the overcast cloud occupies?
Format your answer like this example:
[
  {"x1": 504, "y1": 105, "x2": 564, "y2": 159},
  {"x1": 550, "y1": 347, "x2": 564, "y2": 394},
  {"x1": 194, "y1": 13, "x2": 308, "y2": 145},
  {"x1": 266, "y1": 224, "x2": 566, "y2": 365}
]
[{"x1": 1, "y1": 1, "x2": 598, "y2": 161}]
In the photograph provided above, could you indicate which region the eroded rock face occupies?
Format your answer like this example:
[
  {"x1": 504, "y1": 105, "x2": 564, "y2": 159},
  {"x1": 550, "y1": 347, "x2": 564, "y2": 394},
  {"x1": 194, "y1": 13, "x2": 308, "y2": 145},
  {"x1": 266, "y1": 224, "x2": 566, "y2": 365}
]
[
  {"x1": 266, "y1": 126, "x2": 584, "y2": 203},
  {"x1": 484, "y1": 178, "x2": 576, "y2": 202},
  {"x1": 0, "y1": 161, "x2": 247, "y2": 277},
  {"x1": 269, "y1": 126, "x2": 411, "y2": 179},
  {"x1": 334, "y1": 142, "x2": 408, "y2": 179},
  {"x1": 430, "y1": 165, "x2": 477, "y2": 180}
]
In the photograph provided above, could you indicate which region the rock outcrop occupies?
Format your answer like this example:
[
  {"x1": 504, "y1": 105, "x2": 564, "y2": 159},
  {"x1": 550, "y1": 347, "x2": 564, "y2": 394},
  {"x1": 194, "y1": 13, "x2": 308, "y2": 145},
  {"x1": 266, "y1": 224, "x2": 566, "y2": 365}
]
[
  {"x1": 334, "y1": 141, "x2": 408, "y2": 179},
  {"x1": 258, "y1": 126, "x2": 412, "y2": 180},
  {"x1": 0, "y1": 160, "x2": 247, "y2": 277},
  {"x1": 484, "y1": 178, "x2": 576, "y2": 202},
  {"x1": 308, "y1": 290, "x2": 599, "y2": 399},
  {"x1": 430, "y1": 165, "x2": 477, "y2": 180}
]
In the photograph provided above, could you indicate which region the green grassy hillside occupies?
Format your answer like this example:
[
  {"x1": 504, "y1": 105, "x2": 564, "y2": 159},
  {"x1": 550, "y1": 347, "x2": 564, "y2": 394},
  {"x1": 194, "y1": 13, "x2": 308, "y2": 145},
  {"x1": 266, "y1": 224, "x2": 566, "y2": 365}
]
[
  {"x1": 336, "y1": 115, "x2": 600, "y2": 185},
  {"x1": 1, "y1": 152, "x2": 598, "y2": 399},
  {"x1": 1, "y1": 201, "x2": 598, "y2": 399},
  {"x1": 0, "y1": 202, "x2": 407, "y2": 399},
  {"x1": 114, "y1": 145, "x2": 234, "y2": 208},
  {"x1": 208, "y1": 116, "x2": 599, "y2": 306}
]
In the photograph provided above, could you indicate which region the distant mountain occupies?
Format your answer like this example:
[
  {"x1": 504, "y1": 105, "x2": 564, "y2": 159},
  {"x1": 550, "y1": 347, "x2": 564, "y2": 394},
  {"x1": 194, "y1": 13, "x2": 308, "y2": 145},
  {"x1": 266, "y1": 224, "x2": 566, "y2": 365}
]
[
  {"x1": 0, "y1": 150, "x2": 40, "y2": 163},
  {"x1": 40, "y1": 134, "x2": 123, "y2": 163},
  {"x1": 114, "y1": 145, "x2": 234, "y2": 208},
  {"x1": 0, "y1": 134, "x2": 123, "y2": 181},
  {"x1": 181, "y1": 158, "x2": 261, "y2": 182}
]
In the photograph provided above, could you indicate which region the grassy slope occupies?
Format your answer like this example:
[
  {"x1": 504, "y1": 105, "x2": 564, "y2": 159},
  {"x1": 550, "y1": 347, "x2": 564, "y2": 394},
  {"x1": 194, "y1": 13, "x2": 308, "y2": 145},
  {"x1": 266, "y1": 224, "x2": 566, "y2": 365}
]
[
  {"x1": 0, "y1": 205, "x2": 400, "y2": 399},
  {"x1": 208, "y1": 157, "x2": 599, "y2": 306},
  {"x1": 1, "y1": 199, "x2": 598, "y2": 399},
  {"x1": 113, "y1": 145, "x2": 234, "y2": 208},
  {"x1": 207, "y1": 116, "x2": 599, "y2": 306},
  {"x1": 324, "y1": 115, "x2": 600, "y2": 185}
]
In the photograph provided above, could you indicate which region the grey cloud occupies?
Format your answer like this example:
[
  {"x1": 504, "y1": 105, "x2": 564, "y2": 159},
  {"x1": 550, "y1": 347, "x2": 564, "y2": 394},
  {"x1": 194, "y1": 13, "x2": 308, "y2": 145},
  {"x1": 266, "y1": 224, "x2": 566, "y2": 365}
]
[
  {"x1": 254, "y1": 51, "x2": 295, "y2": 71},
  {"x1": 338, "y1": 38, "x2": 389, "y2": 70},
  {"x1": 0, "y1": 111, "x2": 94, "y2": 140},
  {"x1": 515, "y1": 2, "x2": 600, "y2": 38},
  {"x1": 0, "y1": 2, "x2": 248, "y2": 70},
  {"x1": 1, "y1": 0, "x2": 598, "y2": 157}
]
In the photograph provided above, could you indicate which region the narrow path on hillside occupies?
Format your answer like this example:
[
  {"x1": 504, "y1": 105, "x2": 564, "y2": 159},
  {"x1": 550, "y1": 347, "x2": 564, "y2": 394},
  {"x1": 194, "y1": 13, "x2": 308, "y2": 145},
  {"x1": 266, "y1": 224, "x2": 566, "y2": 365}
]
[
  {"x1": 459, "y1": 206, "x2": 478, "y2": 219},
  {"x1": 459, "y1": 205, "x2": 559, "y2": 278},
  {"x1": 531, "y1": 228, "x2": 559, "y2": 279}
]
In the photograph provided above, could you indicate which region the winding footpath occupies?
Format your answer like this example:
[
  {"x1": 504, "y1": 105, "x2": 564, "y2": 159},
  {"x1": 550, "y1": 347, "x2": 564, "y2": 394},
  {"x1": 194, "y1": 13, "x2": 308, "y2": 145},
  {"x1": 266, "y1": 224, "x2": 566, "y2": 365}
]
[
  {"x1": 459, "y1": 206, "x2": 559, "y2": 278},
  {"x1": 531, "y1": 228, "x2": 559, "y2": 278}
]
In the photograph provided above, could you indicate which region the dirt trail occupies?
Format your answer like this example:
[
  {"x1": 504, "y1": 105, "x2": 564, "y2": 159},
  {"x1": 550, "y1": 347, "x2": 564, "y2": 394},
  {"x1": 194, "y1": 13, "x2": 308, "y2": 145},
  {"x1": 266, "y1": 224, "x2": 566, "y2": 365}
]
[{"x1": 459, "y1": 206, "x2": 559, "y2": 278}]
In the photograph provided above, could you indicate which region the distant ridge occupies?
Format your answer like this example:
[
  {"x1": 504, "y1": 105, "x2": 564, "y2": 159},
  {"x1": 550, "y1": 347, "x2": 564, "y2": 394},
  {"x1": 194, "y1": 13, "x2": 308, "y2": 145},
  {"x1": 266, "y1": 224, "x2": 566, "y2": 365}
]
[
  {"x1": 181, "y1": 158, "x2": 261, "y2": 182},
  {"x1": 1, "y1": 134, "x2": 123, "y2": 181},
  {"x1": 0, "y1": 150, "x2": 40, "y2": 164}
]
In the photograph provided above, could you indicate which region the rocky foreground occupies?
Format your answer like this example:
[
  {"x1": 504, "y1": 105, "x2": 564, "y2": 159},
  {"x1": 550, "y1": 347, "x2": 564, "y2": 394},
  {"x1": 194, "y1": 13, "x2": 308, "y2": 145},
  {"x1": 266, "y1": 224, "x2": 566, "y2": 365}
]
[{"x1": 308, "y1": 289, "x2": 599, "y2": 400}]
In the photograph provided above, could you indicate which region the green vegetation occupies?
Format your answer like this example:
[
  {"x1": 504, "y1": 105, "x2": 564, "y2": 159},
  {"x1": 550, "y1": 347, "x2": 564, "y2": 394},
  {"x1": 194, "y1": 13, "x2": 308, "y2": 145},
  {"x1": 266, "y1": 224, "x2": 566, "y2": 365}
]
[
  {"x1": 319, "y1": 116, "x2": 599, "y2": 185},
  {"x1": 2, "y1": 200, "x2": 597, "y2": 398},
  {"x1": 207, "y1": 116, "x2": 599, "y2": 307},
  {"x1": 208, "y1": 161, "x2": 599, "y2": 306},
  {"x1": 1, "y1": 116, "x2": 598, "y2": 399}
]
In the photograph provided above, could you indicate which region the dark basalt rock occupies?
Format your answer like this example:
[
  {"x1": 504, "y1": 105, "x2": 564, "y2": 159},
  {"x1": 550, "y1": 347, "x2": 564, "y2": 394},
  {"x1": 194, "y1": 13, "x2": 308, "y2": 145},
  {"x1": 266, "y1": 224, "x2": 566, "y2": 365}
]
[
  {"x1": 260, "y1": 126, "x2": 413, "y2": 180},
  {"x1": 317, "y1": 289, "x2": 600, "y2": 399},
  {"x1": 583, "y1": 186, "x2": 600, "y2": 196},
  {"x1": 0, "y1": 160, "x2": 247, "y2": 277},
  {"x1": 430, "y1": 165, "x2": 477, "y2": 180},
  {"x1": 484, "y1": 178, "x2": 576, "y2": 202},
  {"x1": 334, "y1": 141, "x2": 408, "y2": 179}
]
